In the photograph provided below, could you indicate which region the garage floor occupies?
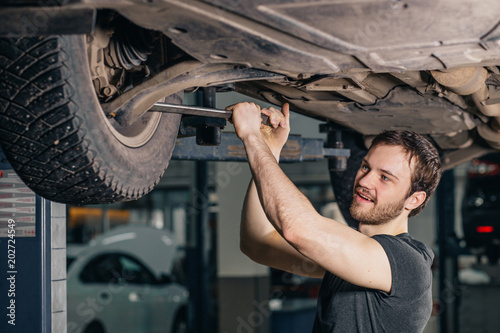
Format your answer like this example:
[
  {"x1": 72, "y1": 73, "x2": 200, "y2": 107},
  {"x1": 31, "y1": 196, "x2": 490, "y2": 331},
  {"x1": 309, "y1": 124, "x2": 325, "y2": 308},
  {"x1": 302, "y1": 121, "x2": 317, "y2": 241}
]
[{"x1": 459, "y1": 264, "x2": 500, "y2": 333}]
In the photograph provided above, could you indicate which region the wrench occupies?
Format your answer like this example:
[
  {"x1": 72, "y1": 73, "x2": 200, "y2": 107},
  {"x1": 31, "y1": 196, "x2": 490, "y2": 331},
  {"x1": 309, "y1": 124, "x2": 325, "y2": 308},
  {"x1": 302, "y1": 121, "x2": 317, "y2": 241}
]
[{"x1": 149, "y1": 102, "x2": 272, "y2": 126}]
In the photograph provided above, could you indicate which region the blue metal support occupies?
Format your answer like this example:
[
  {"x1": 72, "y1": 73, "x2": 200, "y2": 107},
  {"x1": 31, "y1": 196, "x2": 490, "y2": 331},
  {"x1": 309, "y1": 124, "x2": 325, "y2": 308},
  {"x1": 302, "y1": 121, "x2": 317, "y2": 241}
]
[
  {"x1": 172, "y1": 133, "x2": 350, "y2": 162},
  {"x1": 436, "y1": 169, "x2": 460, "y2": 333},
  {"x1": 186, "y1": 87, "x2": 216, "y2": 333},
  {"x1": 0, "y1": 149, "x2": 53, "y2": 333}
]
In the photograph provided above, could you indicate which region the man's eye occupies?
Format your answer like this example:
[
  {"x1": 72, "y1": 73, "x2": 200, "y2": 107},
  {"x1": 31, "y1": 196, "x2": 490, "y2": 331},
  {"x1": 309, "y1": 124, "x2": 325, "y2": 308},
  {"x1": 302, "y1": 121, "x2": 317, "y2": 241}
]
[{"x1": 381, "y1": 175, "x2": 390, "y2": 181}]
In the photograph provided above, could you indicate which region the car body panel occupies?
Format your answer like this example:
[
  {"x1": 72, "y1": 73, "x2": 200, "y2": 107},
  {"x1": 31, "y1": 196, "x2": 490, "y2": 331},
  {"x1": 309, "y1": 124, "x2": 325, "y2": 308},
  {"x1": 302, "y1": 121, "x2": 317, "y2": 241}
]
[
  {"x1": 82, "y1": 225, "x2": 178, "y2": 278},
  {"x1": 116, "y1": 0, "x2": 500, "y2": 72}
]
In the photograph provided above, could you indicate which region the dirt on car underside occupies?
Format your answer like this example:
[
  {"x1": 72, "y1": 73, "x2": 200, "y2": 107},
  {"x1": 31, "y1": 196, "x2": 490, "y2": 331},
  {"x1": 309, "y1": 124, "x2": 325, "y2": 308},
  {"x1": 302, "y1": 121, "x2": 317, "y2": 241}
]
[{"x1": 115, "y1": 0, "x2": 500, "y2": 155}]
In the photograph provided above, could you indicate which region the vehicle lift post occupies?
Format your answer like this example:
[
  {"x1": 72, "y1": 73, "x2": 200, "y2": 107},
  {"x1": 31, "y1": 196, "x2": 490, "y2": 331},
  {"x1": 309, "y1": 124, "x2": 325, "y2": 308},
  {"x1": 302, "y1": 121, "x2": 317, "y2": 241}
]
[
  {"x1": 436, "y1": 169, "x2": 460, "y2": 333},
  {"x1": 186, "y1": 87, "x2": 219, "y2": 333},
  {"x1": 0, "y1": 149, "x2": 67, "y2": 333}
]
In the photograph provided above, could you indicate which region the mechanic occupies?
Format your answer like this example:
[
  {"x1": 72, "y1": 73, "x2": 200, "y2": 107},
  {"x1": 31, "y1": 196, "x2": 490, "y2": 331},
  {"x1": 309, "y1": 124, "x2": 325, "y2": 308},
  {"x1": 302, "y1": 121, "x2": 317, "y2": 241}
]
[{"x1": 227, "y1": 102, "x2": 441, "y2": 332}]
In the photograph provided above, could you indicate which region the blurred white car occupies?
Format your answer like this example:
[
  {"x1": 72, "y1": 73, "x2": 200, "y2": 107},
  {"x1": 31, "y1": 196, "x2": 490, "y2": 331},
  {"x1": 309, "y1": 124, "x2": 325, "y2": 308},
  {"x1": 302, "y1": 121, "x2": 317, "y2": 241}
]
[{"x1": 67, "y1": 225, "x2": 188, "y2": 333}]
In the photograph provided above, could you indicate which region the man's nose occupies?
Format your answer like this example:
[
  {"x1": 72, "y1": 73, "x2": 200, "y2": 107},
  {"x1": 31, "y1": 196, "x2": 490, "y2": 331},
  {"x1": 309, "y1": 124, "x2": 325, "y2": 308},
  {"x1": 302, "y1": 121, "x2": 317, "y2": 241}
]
[{"x1": 358, "y1": 171, "x2": 376, "y2": 189}]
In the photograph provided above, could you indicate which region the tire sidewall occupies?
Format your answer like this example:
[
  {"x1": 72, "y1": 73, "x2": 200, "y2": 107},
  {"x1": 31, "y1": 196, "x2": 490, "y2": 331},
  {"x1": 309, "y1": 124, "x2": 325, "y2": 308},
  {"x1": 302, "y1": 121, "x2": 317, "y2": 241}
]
[{"x1": 62, "y1": 35, "x2": 181, "y2": 193}]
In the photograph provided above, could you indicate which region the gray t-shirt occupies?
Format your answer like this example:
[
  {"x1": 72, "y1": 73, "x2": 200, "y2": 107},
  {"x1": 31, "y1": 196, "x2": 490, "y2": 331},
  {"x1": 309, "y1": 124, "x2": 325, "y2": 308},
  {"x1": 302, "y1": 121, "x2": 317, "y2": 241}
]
[{"x1": 312, "y1": 233, "x2": 434, "y2": 333}]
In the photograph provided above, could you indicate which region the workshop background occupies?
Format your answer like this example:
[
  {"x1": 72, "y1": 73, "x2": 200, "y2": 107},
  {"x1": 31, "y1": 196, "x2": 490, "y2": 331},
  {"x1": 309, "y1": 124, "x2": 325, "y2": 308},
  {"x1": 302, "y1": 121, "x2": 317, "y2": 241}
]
[{"x1": 61, "y1": 92, "x2": 500, "y2": 333}]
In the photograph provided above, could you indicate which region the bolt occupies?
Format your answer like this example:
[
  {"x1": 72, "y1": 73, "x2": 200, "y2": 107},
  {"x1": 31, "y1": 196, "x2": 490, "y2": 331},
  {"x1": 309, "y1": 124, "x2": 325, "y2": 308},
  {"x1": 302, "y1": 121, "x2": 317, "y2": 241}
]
[{"x1": 102, "y1": 87, "x2": 113, "y2": 96}]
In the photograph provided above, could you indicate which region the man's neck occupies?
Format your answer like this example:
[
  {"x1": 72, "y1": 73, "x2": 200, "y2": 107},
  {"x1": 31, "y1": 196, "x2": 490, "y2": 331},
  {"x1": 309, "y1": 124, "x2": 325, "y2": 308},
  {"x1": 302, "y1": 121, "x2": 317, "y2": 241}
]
[{"x1": 358, "y1": 217, "x2": 409, "y2": 237}]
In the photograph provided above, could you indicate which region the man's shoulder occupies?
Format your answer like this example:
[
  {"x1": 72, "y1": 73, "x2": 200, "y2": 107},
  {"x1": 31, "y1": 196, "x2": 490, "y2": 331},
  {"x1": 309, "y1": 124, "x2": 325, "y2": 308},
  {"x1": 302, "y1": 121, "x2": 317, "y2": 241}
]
[
  {"x1": 373, "y1": 233, "x2": 434, "y2": 299},
  {"x1": 373, "y1": 233, "x2": 434, "y2": 263}
]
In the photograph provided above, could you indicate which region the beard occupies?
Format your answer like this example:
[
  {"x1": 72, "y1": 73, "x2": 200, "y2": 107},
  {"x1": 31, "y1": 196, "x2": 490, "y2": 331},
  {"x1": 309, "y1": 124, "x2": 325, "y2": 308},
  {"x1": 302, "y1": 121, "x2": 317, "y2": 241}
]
[{"x1": 349, "y1": 192, "x2": 406, "y2": 225}]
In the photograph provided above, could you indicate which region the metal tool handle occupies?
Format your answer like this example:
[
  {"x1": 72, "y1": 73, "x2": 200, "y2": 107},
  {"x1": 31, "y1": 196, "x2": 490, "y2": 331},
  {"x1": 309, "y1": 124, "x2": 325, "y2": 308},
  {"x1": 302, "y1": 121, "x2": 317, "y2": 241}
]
[
  {"x1": 151, "y1": 102, "x2": 272, "y2": 126},
  {"x1": 259, "y1": 114, "x2": 272, "y2": 126}
]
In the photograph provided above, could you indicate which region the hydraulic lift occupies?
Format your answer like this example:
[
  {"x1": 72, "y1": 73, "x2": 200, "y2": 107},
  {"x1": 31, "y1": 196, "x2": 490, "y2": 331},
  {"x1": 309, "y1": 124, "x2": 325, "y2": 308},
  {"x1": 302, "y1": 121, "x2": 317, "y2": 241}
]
[
  {"x1": 0, "y1": 86, "x2": 462, "y2": 333},
  {"x1": 436, "y1": 170, "x2": 460, "y2": 333}
]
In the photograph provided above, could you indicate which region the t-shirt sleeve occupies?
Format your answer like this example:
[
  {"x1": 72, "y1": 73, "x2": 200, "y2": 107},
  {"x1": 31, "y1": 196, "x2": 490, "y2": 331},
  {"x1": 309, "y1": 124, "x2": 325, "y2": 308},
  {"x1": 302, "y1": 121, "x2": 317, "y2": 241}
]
[{"x1": 372, "y1": 234, "x2": 434, "y2": 299}]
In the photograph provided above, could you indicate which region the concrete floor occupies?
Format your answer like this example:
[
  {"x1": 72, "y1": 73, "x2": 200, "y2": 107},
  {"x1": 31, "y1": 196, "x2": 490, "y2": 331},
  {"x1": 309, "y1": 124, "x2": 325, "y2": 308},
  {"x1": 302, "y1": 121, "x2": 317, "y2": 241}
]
[{"x1": 459, "y1": 263, "x2": 500, "y2": 333}]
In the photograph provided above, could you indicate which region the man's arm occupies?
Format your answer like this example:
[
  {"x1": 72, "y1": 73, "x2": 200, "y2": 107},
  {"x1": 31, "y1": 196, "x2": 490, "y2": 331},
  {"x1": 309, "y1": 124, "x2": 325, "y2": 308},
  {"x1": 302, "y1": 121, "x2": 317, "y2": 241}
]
[
  {"x1": 230, "y1": 102, "x2": 392, "y2": 293},
  {"x1": 240, "y1": 179, "x2": 326, "y2": 278},
  {"x1": 235, "y1": 102, "x2": 324, "y2": 278}
]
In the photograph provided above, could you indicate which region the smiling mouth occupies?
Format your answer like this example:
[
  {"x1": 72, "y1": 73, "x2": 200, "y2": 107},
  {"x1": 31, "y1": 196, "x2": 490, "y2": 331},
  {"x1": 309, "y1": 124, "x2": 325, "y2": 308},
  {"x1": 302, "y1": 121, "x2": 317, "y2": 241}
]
[{"x1": 357, "y1": 191, "x2": 375, "y2": 203}]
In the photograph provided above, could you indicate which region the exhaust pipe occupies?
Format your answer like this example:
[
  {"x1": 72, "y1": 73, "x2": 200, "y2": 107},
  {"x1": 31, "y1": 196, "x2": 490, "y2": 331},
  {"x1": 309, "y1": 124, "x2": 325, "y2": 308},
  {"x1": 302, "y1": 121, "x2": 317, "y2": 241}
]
[{"x1": 431, "y1": 67, "x2": 500, "y2": 149}]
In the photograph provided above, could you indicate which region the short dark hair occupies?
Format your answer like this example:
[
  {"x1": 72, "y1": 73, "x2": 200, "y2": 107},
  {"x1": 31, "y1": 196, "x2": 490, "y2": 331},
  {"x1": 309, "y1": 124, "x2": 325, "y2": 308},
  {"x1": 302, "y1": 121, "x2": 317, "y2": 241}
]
[{"x1": 369, "y1": 130, "x2": 442, "y2": 217}]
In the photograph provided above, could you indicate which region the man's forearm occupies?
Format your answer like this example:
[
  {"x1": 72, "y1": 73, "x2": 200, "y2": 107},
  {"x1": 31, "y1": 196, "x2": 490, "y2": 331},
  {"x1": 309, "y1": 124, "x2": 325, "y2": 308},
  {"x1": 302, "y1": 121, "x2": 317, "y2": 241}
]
[
  {"x1": 242, "y1": 133, "x2": 316, "y2": 236},
  {"x1": 240, "y1": 140, "x2": 284, "y2": 252},
  {"x1": 240, "y1": 179, "x2": 276, "y2": 253}
]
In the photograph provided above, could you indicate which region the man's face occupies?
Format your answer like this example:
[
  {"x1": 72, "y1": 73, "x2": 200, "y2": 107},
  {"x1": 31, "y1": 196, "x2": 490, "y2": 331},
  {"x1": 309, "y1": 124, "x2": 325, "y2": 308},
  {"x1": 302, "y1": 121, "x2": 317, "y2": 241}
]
[{"x1": 349, "y1": 144, "x2": 413, "y2": 225}]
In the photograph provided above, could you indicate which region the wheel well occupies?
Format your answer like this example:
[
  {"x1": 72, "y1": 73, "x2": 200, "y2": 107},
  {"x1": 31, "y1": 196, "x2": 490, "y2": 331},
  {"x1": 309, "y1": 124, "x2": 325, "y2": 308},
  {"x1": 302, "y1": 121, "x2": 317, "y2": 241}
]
[
  {"x1": 176, "y1": 306, "x2": 187, "y2": 319},
  {"x1": 83, "y1": 320, "x2": 106, "y2": 333},
  {"x1": 172, "y1": 306, "x2": 188, "y2": 328}
]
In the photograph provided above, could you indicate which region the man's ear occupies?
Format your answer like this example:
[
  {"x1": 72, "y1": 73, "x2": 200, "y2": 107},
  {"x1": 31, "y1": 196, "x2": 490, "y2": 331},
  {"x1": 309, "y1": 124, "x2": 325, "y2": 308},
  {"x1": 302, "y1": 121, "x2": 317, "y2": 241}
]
[{"x1": 405, "y1": 191, "x2": 426, "y2": 211}]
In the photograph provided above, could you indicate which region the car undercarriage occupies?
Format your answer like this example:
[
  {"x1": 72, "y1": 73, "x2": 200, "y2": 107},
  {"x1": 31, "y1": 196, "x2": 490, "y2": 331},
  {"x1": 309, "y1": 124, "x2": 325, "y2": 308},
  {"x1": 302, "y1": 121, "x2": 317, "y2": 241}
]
[{"x1": 1, "y1": 0, "x2": 500, "y2": 205}]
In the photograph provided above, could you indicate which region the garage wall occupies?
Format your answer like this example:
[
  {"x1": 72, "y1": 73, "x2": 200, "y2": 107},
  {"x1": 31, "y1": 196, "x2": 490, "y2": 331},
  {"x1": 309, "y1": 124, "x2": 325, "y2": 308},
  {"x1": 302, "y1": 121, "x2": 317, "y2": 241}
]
[{"x1": 217, "y1": 162, "x2": 271, "y2": 332}]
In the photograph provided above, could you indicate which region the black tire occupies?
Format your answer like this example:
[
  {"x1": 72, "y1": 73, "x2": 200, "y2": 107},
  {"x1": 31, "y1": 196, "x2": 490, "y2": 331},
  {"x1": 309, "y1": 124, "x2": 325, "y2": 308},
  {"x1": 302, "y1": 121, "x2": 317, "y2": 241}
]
[
  {"x1": 83, "y1": 322, "x2": 105, "y2": 333},
  {"x1": 172, "y1": 309, "x2": 188, "y2": 333},
  {"x1": 486, "y1": 247, "x2": 500, "y2": 265},
  {"x1": 328, "y1": 131, "x2": 367, "y2": 228},
  {"x1": 0, "y1": 35, "x2": 181, "y2": 204}
]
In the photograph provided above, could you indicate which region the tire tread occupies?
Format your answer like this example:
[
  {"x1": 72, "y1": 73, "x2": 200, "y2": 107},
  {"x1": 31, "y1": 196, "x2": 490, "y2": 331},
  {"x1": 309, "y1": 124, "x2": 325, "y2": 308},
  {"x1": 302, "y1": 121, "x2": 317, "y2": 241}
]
[{"x1": 0, "y1": 37, "x2": 123, "y2": 203}]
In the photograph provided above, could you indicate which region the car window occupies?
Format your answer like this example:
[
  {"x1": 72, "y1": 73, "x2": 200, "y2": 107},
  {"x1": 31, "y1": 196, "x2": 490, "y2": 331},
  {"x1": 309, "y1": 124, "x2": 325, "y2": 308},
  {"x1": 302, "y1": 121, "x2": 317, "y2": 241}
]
[
  {"x1": 117, "y1": 255, "x2": 156, "y2": 285},
  {"x1": 67, "y1": 257, "x2": 77, "y2": 270},
  {"x1": 80, "y1": 254, "x2": 122, "y2": 284},
  {"x1": 79, "y1": 252, "x2": 156, "y2": 285}
]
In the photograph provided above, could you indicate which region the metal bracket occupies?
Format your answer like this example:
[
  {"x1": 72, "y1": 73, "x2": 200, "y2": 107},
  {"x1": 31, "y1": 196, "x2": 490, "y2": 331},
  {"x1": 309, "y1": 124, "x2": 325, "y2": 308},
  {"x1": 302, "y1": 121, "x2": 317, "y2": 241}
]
[
  {"x1": 321, "y1": 123, "x2": 350, "y2": 171},
  {"x1": 194, "y1": 87, "x2": 223, "y2": 146},
  {"x1": 178, "y1": 116, "x2": 226, "y2": 137}
]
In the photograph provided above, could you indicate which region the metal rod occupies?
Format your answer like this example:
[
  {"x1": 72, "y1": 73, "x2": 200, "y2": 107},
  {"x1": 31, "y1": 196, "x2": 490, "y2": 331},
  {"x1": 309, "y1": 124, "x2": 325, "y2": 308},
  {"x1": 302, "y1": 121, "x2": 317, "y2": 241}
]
[
  {"x1": 150, "y1": 102, "x2": 233, "y2": 119},
  {"x1": 150, "y1": 102, "x2": 272, "y2": 126}
]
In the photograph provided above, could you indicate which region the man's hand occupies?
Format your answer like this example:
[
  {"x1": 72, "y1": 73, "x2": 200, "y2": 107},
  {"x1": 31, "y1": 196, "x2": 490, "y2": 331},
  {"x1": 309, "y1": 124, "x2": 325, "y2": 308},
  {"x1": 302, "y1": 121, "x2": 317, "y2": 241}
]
[{"x1": 227, "y1": 102, "x2": 290, "y2": 160}]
